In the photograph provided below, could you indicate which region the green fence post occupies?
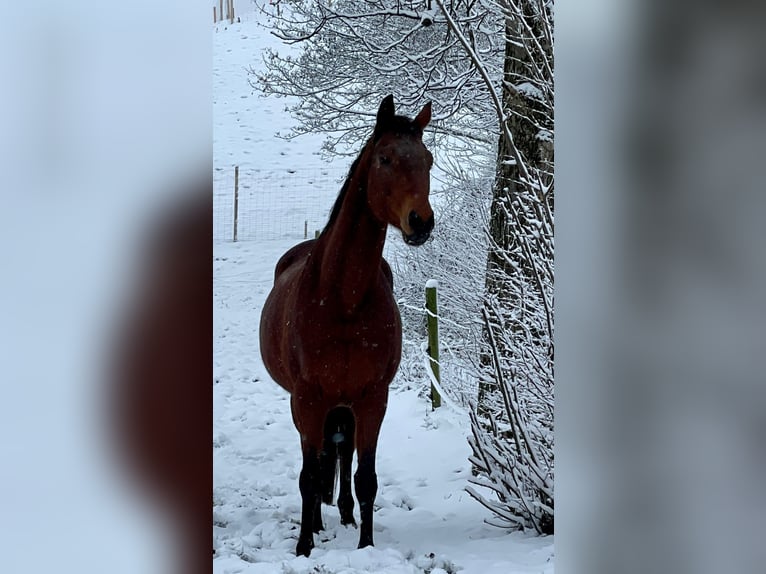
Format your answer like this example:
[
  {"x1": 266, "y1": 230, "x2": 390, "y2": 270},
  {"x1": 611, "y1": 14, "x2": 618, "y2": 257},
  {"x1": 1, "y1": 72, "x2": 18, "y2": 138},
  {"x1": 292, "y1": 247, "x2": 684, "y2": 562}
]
[{"x1": 425, "y1": 280, "x2": 442, "y2": 409}]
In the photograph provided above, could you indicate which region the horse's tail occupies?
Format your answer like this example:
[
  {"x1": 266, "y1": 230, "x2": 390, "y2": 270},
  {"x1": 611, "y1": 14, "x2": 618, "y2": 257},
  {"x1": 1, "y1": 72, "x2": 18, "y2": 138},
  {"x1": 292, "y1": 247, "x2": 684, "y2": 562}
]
[{"x1": 320, "y1": 406, "x2": 355, "y2": 505}]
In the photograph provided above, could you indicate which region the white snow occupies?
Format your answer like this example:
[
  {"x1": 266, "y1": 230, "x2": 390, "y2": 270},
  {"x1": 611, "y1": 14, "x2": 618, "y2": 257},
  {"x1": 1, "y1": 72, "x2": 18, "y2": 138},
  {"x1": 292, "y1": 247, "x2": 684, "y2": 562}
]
[
  {"x1": 213, "y1": 5, "x2": 553, "y2": 573},
  {"x1": 513, "y1": 82, "x2": 545, "y2": 103},
  {"x1": 425, "y1": 279, "x2": 439, "y2": 289}
]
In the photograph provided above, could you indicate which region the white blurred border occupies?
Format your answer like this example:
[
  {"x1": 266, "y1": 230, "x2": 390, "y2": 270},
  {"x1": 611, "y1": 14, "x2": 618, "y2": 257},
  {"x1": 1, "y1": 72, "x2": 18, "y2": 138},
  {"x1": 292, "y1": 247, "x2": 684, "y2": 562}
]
[{"x1": 0, "y1": 2, "x2": 210, "y2": 572}]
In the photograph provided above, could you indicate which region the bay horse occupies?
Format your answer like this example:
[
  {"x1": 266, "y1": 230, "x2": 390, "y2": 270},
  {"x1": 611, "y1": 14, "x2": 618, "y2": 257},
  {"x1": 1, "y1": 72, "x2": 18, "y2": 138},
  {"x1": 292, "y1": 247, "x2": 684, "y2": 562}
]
[{"x1": 259, "y1": 95, "x2": 434, "y2": 556}]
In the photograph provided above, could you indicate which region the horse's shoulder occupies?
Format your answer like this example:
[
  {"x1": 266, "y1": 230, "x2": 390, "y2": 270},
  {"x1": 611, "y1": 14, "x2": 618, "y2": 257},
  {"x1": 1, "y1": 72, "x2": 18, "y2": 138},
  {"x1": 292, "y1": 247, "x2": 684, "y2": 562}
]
[{"x1": 274, "y1": 240, "x2": 315, "y2": 281}]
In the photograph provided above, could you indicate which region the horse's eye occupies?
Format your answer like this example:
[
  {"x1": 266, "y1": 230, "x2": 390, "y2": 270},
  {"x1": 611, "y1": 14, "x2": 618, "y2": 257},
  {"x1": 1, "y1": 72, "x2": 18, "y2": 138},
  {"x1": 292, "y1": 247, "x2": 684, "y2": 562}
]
[{"x1": 379, "y1": 155, "x2": 391, "y2": 165}]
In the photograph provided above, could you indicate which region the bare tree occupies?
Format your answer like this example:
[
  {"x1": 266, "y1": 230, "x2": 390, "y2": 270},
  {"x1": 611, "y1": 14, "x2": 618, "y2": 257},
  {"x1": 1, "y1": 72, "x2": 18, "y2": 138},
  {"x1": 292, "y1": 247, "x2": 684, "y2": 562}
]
[
  {"x1": 429, "y1": 0, "x2": 553, "y2": 534},
  {"x1": 253, "y1": 1, "x2": 502, "y2": 162}
]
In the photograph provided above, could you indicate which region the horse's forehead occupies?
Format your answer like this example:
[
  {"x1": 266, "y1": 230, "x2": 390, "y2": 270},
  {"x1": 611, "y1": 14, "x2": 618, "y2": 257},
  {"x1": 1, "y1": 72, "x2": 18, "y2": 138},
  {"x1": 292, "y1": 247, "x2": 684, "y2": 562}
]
[{"x1": 377, "y1": 132, "x2": 427, "y2": 156}]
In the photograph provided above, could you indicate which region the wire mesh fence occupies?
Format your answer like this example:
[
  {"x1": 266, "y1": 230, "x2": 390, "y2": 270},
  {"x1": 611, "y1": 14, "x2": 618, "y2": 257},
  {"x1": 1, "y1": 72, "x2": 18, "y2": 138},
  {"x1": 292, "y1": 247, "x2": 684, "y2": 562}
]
[{"x1": 214, "y1": 165, "x2": 347, "y2": 242}]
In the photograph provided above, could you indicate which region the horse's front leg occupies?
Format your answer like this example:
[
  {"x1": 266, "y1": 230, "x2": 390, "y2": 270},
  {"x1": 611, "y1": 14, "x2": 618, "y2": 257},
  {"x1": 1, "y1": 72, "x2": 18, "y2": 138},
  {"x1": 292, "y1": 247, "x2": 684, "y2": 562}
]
[
  {"x1": 296, "y1": 446, "x2": 321, "y2": 556},
  {"x1": 293, "y1": 395, "x2": 326, "y2": 557},
  {"x1": 354, "y1": 393, "x2": 388, "y2": 548},
  {"x1": 354, "y1": 449, "x2": 378, "y2": 548}
]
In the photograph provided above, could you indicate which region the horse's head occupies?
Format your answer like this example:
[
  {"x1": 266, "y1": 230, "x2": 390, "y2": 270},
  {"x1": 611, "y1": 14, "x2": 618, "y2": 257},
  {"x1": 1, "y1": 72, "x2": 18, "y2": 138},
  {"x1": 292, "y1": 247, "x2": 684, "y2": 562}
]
[{"x1": 367, "y1": 95, "x2": 434, "y2": 246}]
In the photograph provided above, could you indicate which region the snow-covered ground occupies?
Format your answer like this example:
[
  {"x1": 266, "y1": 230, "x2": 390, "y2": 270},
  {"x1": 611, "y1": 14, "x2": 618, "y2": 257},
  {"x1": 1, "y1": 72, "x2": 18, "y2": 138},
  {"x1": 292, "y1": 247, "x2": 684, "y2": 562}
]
[{"x1": 213, "y1": 4, "x2": 554, "y2": 572}]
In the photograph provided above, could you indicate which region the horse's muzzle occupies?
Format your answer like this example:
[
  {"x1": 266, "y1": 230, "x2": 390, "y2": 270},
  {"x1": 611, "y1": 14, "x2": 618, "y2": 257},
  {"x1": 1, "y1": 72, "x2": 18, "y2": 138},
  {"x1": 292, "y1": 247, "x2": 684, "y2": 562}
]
[{"x1": 403, "y1": 211, "x2": 434, "y2": 246}]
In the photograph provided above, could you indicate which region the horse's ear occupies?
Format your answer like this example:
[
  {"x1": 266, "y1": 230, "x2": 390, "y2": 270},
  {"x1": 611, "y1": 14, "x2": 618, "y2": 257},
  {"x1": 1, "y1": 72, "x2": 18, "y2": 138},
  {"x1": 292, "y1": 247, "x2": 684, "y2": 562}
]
[
  {"x1": 414, "y1": 102, "x2": 432, "y2": 130},
  {"x1": 377, "y1": 95, "x2": 395, "y2": 127}
]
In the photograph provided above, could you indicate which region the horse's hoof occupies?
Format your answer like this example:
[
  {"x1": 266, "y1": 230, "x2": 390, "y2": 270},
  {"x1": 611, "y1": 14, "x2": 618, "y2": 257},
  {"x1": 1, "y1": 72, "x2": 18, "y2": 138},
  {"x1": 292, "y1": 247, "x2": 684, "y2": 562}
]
[
  {"x1": 340, "y1": 516, "x2": 357, "y2": 528},
  {"x1": 357, "y1": 538, "x2": 374, "y2": 549},
  {"x1": 296, "y1": 538, "x2": 314, "y2": 557}
]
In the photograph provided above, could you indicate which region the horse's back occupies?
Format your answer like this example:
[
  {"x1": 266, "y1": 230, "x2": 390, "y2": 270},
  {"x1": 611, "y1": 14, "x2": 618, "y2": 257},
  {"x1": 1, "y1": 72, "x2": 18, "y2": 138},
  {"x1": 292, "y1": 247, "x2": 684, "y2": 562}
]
[{"x1": 274, "y1": 239, "x2": 315, "y2": 281}]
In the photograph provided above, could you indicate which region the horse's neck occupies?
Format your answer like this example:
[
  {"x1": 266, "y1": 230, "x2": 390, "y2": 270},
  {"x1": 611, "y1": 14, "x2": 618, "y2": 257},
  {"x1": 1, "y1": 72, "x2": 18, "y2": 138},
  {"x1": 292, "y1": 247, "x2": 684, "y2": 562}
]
[{"x1": 316, "y1": 158, "x2": 387, "y2": 315}]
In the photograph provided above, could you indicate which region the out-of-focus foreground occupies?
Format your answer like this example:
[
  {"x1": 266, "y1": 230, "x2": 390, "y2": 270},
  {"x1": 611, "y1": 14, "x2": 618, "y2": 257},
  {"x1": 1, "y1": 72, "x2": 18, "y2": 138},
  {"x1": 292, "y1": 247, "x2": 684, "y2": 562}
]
[{"x1": 0, "y1": 2, "x2": 210, "y2": 573}]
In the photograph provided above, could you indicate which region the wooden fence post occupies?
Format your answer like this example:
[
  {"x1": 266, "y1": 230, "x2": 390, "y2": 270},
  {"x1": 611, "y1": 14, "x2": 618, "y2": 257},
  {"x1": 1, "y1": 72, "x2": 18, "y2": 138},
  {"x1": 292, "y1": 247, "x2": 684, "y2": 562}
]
[
  {"x1": 219, "y1": 0, "x2": 224, "y2": 24},
  {"x1": 233, "y1": 166, "x2": 239, "y2": 242},
  {"x1": 213, "y1": 6, "x2": 217, "y2": 22},
  {"x1": 425, "y1": 280, "x2": 442, "y2": 409},
  {"x1": 229, "y1": 0, "x2": 235, "y2": 23}
]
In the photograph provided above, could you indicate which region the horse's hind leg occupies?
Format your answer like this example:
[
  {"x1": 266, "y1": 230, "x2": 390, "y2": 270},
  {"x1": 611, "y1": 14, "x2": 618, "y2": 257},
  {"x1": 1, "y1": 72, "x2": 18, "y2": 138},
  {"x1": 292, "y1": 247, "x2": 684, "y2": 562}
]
[
  {"x1": 336, "y1": 409, "x2": 357, "y2": 527},
  {"x1": 354, "y1": 394, "x2": 387, "y2": 548},
  {"x1": 320, "y1": 414, "x2": 339, "y2": 506}
]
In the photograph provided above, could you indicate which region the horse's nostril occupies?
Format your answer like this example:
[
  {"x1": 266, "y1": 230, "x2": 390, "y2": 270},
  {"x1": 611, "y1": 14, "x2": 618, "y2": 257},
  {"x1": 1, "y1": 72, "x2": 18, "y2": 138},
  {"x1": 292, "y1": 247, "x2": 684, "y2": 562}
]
[{"x1": 408, "y1": 210, "x2": 434, "y2": 236}]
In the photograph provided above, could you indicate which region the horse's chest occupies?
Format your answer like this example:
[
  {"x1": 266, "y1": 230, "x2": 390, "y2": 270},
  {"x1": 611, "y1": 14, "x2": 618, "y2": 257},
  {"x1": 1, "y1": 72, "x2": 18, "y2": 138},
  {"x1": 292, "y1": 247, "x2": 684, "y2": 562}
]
[{"x1": 295, "y1": 304, "x2": 401, "y2": 394}]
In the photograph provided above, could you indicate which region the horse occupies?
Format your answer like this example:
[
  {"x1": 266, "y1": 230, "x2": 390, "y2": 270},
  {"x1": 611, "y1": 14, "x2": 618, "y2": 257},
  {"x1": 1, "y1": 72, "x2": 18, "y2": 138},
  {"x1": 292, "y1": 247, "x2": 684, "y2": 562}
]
[{"x1": 259, "y1": 94, "x2": 434, "y2": 557}]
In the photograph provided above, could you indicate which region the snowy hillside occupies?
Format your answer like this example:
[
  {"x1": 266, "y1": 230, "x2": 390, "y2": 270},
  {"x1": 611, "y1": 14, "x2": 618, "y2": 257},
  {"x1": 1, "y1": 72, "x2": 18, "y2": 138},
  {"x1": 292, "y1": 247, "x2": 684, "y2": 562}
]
[{"x1": 213, "y1": 4, "x2": 554, "y2": 573}]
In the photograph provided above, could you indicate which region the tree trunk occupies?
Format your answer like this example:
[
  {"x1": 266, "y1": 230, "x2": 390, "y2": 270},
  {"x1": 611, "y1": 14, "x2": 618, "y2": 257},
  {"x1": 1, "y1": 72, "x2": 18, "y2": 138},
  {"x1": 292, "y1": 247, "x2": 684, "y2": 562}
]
[{"x1": 480, "y1": 5, "x2": 554, "y2": 406}]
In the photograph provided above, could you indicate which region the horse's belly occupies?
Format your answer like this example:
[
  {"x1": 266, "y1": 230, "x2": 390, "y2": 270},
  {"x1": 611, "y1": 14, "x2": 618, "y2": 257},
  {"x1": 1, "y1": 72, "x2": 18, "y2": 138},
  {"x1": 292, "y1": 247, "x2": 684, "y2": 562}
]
[{"x1": 259, "y1": 287, "x2": 298, "y2": 393}]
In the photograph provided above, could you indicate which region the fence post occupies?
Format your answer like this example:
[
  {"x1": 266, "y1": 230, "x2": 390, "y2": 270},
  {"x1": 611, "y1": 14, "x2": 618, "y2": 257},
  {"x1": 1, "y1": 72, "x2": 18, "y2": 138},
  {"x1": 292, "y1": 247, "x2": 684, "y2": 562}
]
[
  {"x1": 213, "y1": 6, "x2": 217, "y2": 22},
  {"x1": 230, "y1": 0, "x2": 235, "y2": 23},
  {"x1": 304, "y1": 220, "x2": 308, "y2": 239},
  {"x1": 425, "y1": 280, "x2": 442, "y2": 409},
  {"x1": 219, "y1": 0, "x2": 224, "y2": 24},
  {"x1": 233, "y1": 166, "x2": 239, "y2": 242}
]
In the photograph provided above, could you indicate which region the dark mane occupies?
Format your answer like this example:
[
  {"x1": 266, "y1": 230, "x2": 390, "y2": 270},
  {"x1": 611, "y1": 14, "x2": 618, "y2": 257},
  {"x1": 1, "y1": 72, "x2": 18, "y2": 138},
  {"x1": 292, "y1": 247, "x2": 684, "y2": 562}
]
[
  {"x1": 320, "y1": 114, "x2": 422, "y2": 235},
  {"x1": 321, "y1": 146, "x2": 366, "y2": 235}
]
